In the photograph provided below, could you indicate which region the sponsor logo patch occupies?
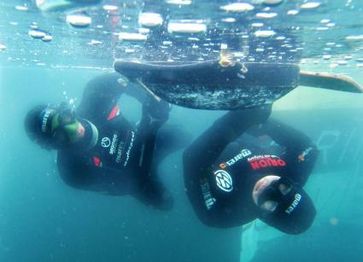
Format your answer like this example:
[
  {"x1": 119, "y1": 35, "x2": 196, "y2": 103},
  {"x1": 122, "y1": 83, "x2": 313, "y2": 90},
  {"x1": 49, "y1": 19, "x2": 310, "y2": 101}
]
[
  {"x1": 41, "y1": 109, "x2": 53, "y2": 133},
  {"x1": 248, "y1": 155, "x2": 286, "y2": 170},
  {"x1": 219, "y1": 148, "x2": 252, "y2": 169},
  {"x1": 200, "y1": 179, "x2": 216, "y2": 209},
  {"x1": 214, "y1": 170, "x2": 233, "y2": 192},
  {"x1": 285, "y1": 193, "x2": 302, "y2": 214},
  {"x1": 115, "y1": 141, "x2": 124, "y2": 163},
  {"x1": 109, "y1": 134, "x2": 118, "y2": 154},
  {"x1": 298, "y1": 147, "x2": 314, "y2": 162},
  {"x1": 101, "y1": 137, "x2": 111, "y2": 148},
  {"x1": 123, "y1": 131, "x2": 135, "y2": 167}
]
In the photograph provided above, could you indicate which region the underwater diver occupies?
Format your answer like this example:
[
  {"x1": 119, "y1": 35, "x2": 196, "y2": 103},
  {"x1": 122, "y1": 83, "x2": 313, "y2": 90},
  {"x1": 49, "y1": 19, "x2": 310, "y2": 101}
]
[
  {"x1": 24, "y1": 73, "x2": 181, "y2": 210},
  {"x1": 183, "y1": 106, "x2": 319, "y2": 234}
]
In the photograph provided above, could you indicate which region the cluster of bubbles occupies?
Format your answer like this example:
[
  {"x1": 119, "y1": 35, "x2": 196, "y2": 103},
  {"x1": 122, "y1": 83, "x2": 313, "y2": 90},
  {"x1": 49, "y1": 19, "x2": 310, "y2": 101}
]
[
  {"x1": 1, "y1": 0, "x2": 362, "y2": 70},
  {"x1": 0, "y1": 43, "x2": 6, "y2": 51},
  {"x1": 28, "y1": 25, "x2": 53, "y2": 42}
]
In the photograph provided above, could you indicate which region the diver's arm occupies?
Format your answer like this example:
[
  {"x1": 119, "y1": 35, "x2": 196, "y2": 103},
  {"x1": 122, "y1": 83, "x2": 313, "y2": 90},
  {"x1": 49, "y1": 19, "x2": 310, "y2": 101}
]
[
  {"x1": 257, "y1": 119, "x2": 319, "y2": 185},
  {"x1": 77, "y1": 73, "x2": 126, "y2": 119},
  {"x1": 77, "y1": 72, "x2": 151, "y2": 122},
  {"x1": 123, "y1": 82, "x2": 148, "y2": 104},
  {"x1": 60, "y1": 168, "x2": 132, "y2": 196},
  {"x1": 184, "y1": 106, "x2": 271, "y2": 170},
  {"x1": 57, "y1": 152, "x2": 131, "y2": 195},
  {"x1": 263, "y1": 119, "x2": 312, "y2": 147},
  {"x1": 263, "y1": 119, "x2": 317, "y2": 153}
]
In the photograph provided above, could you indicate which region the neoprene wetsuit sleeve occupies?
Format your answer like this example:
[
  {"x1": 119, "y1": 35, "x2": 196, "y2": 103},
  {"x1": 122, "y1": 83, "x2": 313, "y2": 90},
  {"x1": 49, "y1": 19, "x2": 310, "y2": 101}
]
[
  {"x1": 77, "y1": 73, "x2": 124, "y2": 120},
  {"x1": 184, "y1": 106, "x2": 272, "y2": 169},
  {"x1": 57, "y1": 151, "x2": 132, "y2": 195},
  {"x1": 260, "y1": 119, "x2": 319, "y2": 185},
  {"x1": 77, "y1": 73, "x2": 147, "y2": 121},
  {"x1": 136, "y1": 98, "x2": 171, "y2": 177}
]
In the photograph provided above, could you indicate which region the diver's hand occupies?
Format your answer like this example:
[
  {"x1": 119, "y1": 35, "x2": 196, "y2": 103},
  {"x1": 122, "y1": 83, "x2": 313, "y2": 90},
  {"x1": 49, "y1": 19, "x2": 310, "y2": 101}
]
[
  {"x1": 142, "y1": 97, "x2": 171, "y2": 128},
  {"x1": 251, "y1": 104, "x2": 272, "y2": 123}
]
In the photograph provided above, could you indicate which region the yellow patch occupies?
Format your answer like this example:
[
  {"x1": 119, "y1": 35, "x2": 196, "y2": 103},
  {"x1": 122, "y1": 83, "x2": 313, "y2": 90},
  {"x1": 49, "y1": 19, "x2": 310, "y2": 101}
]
[{"x1": 218, "y1": 50, "x2": 236, "y2": 67}]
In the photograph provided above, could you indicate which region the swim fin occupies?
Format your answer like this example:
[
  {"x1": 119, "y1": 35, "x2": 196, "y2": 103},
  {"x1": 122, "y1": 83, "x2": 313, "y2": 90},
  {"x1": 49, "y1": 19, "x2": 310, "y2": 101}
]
[{"x1": 299, "y1": 71, "x2": 363, "y2": 93}]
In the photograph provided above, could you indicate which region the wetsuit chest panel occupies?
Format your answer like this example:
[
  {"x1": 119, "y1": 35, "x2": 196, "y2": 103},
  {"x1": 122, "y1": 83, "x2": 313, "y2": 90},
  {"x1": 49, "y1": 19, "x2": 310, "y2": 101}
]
[
  {"x1": 211, "y1": 145, "x2": 251, "y2": 189},
  {"x1": 198, "y1": 146, "x2": 257, "y2": 224},
  {"x1": 246, "y1": 154, "x2": 288, "y2": 172},
  {"x1": 90, "y1": 117, "x2": 137, "y2": 169},
  {"x1": 208, "y1": 146, "x2": 290, "y2": 215}
]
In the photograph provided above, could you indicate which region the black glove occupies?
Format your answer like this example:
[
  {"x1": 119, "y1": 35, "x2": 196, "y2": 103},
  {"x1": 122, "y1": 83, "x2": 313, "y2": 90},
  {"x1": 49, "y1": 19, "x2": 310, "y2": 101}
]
[{"x1": 142, "y1": 97, "x2": 171, "y2": 128}]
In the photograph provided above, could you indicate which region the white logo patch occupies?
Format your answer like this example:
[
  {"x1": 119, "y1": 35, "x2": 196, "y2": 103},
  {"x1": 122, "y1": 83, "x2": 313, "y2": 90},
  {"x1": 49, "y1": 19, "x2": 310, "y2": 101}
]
[
  {"x1": 226, "y1": 149, "x2": 252, "y2": 166},
  {"x1": 41, "y1": 109, "x2": 53, "y2": 133},
  {"x1": 109, "y1": 134, "x2": 118, "y2": 154},
  {"x1": 200, "y1": 179, "x2": 216, "y2": 209},
  {"x1": 101, "y1": 137, "x2": 111, "y2": 148},
  {"x1": 214, "y1": 170, "x2": 233, "y2": 192},
  {"x1": 123, "y1": 131, "x2": 135, "y2": 167},
  {"x1": 285, "y1": 193, "x2": 302, "y2": 214}
]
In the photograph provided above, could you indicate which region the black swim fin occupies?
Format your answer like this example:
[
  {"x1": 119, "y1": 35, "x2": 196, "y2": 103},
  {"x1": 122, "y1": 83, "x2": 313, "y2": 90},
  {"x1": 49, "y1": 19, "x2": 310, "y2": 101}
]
[{"x1": 299, "y1": 71, "x2": 363, "y2": 93}]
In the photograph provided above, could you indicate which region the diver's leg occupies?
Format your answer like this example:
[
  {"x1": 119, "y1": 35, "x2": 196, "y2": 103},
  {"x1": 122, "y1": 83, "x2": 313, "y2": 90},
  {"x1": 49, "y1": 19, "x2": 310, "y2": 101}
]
[
  {"x1": 133, "y1": 136, "x2": 174, "y2": 210},
  {"x1": 136, "y1": 97, "x2": 171, "y2": 177},
  {"x1": 133, "y1": 97, "x2": 174, "y2": 210},
  {"x1": 152, "y1": 124, "x2": 193, "y2": 164},
  {"x1": 133, "y1": 174, "x2": 174, "y2": 210}
]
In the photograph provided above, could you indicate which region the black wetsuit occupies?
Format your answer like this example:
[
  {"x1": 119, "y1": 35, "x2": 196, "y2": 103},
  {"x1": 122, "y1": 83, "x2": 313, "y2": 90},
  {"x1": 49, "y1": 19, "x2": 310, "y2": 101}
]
[
  {"x1": 57, "y1": 73, "x2": 173, "y2": 210},
  {"x1": 183, "y1": 107, "x2": 318, "y2": 227}
]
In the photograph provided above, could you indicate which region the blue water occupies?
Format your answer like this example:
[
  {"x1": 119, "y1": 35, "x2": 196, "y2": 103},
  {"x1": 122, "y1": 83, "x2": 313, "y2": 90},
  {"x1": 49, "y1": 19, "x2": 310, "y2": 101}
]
[{"x1": 1, "y1": 1, "x2": 363, "y2": 262}]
